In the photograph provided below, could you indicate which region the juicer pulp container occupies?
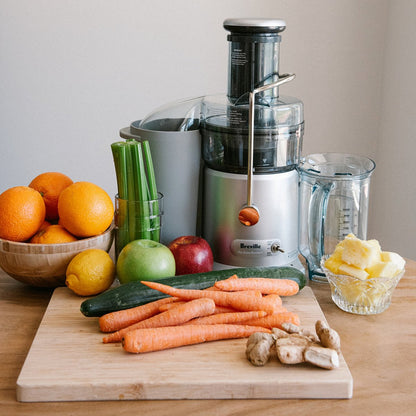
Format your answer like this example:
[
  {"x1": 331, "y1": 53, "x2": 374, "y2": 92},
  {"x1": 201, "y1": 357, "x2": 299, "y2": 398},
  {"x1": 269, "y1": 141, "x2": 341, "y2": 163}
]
[{"x1": 120, "y1": 119, "x2": 201, "y2": 244}]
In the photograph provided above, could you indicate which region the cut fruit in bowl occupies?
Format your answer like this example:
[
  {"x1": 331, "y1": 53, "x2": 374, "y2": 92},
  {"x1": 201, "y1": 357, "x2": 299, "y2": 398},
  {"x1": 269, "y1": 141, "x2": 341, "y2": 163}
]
[{"x1": 321, "y1": 256, "x2": 404, "y2": 315}]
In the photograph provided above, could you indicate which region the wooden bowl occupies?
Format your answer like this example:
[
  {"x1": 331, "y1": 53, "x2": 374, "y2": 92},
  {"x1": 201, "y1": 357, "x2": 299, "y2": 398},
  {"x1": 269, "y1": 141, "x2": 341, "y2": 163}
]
[{"x1": 0, "y1": 225, "x2": 114, "y2": 288}]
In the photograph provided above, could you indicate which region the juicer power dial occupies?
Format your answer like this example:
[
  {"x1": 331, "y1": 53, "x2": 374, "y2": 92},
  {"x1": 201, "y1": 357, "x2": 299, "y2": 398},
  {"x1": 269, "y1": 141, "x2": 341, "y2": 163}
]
[{"x1": 270, "y1": 242, "x2": 284, "y2": 253}]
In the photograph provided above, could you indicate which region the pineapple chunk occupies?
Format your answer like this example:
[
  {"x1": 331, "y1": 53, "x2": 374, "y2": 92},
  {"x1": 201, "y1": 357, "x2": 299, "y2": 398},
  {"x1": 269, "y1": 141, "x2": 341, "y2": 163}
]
[
  {"x1": 332, "y1": 244, "x2": 344, "y2": 259},
  {"x1": 324, "y1": 256, "x2": 343, "y2": 274},
  {"x1": 338, "y1": 263, "x2": 369, "y2": 280},
  {"x1": 325, "y1": 234, "x2": 405, "y2": 281},
  {"x1": 340, "y1": 234, "x2": 381, "y2": 269},
  {"x1": 366, "y1": 261, "x2": 399, "y2": 278},
  {"x1": 365, "y1": 252, "x2": 405, "y2": 278},
  {"x1": 381, "y1": 251, "x2": 406, "y2": 271},
  {"x1": 324, "y1": 245, "x2": 344, "y2": 274}
]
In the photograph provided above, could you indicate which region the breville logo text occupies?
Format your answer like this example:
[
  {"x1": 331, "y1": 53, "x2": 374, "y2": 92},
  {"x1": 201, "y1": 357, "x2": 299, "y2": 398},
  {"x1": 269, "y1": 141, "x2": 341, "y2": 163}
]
[{"x1": 240, "y1": 243, "x2": 261, "y2": 249}]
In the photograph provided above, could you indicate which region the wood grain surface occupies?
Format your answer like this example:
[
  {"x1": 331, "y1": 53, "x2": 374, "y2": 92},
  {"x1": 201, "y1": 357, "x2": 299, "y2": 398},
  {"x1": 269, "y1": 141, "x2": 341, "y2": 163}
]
[
  {"x1": 16, "y1": 286, "x2": 352, "y2": 402},
  {"x1": 2, "y1": 260, "x2": 416, "y2": 415}
]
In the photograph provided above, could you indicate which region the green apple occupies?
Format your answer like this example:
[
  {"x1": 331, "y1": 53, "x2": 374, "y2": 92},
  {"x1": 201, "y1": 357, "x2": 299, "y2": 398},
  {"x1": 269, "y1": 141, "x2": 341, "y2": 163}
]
[{"x1": 116, "y1": 239, "x2": 176, "y2": 284}]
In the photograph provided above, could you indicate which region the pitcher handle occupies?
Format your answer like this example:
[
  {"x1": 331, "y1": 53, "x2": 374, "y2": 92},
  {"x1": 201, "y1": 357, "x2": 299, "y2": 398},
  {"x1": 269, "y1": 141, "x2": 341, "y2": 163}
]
[{"x1": 308, "y1": 181, "x2": 334, "y2": 261}]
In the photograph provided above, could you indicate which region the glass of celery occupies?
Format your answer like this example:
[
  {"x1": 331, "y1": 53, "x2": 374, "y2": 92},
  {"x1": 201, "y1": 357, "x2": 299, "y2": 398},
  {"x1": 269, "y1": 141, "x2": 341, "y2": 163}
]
[
  {"x1": 114, "y1": 193, "x2": 163, "y2": 259},
  {"x1": 111, "y1": 139, "x2": 163, "y2": 259}
]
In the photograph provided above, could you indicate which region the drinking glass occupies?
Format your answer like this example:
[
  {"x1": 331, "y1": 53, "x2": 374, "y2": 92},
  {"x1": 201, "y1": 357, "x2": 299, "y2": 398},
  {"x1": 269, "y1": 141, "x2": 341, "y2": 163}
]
[{"x1": 114, "y1": 193, "x2": 163, "y2": 259}]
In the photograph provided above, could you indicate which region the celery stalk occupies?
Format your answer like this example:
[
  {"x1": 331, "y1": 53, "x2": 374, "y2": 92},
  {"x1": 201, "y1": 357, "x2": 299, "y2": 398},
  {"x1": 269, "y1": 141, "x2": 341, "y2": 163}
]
[
  {"x1": 143, "y1": 140, "x2": 160, "y2": 241},
  {"x1": 128, "y1": 141, "x2": 151, "y2": 240},
  {"x1": 143, "y1": 140, "x2": 158, "y2": 200},
  {"x1": 125, "y1": 140, "x2": 138, "y2": 240},
  {"x1": 111, "y1": 142, "x2": 130, "y2": 256},
  {"x1": 111, "y1": 142, "x2": 129, "y2": 199}
]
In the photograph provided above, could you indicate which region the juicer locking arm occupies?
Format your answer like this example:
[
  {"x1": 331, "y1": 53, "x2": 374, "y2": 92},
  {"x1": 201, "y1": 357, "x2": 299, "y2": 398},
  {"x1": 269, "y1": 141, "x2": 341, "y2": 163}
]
[{"x1": 238, "y1": 73, "x2": 296, "y2": 226}]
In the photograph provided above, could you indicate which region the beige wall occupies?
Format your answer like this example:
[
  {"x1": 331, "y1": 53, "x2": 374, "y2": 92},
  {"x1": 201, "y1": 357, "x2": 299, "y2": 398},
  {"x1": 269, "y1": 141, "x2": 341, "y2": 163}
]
[
  {"x1": 369, "y1": 0, "x2": 416, "y2": 257},
  {"x1": 1, "y1": 0, "x2": 414, "y2": 257}
]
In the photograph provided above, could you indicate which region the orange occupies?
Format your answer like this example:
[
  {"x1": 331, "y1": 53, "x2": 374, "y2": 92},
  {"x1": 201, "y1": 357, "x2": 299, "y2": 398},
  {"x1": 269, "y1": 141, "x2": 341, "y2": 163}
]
[
  {"x1": 29, "y1": 172, "x2": 73, "y2": 221},
  {"x1": 0, "y1": 186, "x2": 46, "y2": 242},
  {"x1": 58, "y1": 181, "x2": 114, "y2": 238},
  {"x1": 30, "y1": 224, "x2": 78, "y2": 244},
  {"x1": 39, "y1": 220, "x2": 52, "y2": 231}
]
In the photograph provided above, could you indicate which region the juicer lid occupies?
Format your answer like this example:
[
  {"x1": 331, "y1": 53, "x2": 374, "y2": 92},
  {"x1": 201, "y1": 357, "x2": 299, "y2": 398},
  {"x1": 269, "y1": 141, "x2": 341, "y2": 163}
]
[
  {"x1": 137, "y1": 96, "x2": 203, "y2": 132},
  {"x1": 223, "y1": 18, "x2": 286, "y2": 33}
]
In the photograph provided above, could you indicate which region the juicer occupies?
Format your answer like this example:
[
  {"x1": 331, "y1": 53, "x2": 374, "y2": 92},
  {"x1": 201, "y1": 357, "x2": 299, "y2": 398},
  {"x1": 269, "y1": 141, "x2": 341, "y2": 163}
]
[
  {"x1": 200, "y1": 18, "x2": 304, "y2": 269},
  {"x1": 120, "y1": 18, "x2": 305, "y2": 270}
]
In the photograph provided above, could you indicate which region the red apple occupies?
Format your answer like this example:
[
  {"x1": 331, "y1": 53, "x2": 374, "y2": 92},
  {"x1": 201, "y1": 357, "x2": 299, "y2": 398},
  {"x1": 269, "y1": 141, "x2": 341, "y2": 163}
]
[{"x1": 168, "y1": 236, "x2": 214, "y2": 275}]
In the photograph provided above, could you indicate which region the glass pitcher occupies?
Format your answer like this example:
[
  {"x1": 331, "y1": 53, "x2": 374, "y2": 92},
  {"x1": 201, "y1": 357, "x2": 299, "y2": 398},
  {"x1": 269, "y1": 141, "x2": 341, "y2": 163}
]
[{"x1": 298, "y1": 153, "x2": 376, "y2": 282}]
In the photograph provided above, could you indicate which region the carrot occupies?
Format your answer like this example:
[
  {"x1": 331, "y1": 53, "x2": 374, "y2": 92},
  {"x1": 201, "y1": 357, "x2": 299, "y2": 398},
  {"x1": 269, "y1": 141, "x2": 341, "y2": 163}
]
[
  {"x1": 140, "y1": 281, "x2": 282, "y2": 314},
  {"x1": 204, "y1": 285, "x2": 221, "y2": 291},
  {"x1": 212, "y1": 295, "x2": 284, "y2": 315},
  {"x1": 214, "y1": 277, "x2": 299, "y2": 296},
  {"x1": 213, "y1": 305, "x2": 239, "y2": 314},
  {"x1": 242, "y1": 311, "x2": 300, "y2": 329},
  {"x1": 160, "y1": 303, "x2": 238, "y2": 314},
  {"x1": 98, "y1": 297, "x2": 178, "y2": 333},
  {"x1": 183, "y1": 310, "x2": 267, "y2": 326},
  {"x1": 103, "y1": 298, "x2": 216, "y2": 343},
  {"x1": 158, "y1": 301, "x2": 187, "y2": 312},
  {"x1": 262, "y1": 293, "x2": 283, "y2": 306},
  {"x1": 122, "y1": 324, "x2": 271, "y2": 353},
  {"x1": 204, "y1": 274, "x2": 238, "y2": 291},
  {"x1": 156, "y1": 275, "x2": 258, "y2": 313}
]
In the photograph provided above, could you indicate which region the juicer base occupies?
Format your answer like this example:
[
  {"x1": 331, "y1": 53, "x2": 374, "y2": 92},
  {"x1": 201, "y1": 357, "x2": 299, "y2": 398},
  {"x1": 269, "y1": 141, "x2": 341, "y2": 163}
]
[
  {"x1": 212, "y1": 256, "x2": 305, "y2": 273},
  {"x1": 203, "y1": 168, "x2": 301, "y2": 269}
]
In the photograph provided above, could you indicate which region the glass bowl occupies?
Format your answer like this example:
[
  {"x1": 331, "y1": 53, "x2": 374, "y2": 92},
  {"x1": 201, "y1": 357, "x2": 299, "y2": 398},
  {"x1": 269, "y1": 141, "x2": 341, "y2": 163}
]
[{"x1": 320, "y1": 256, "x2": 405, "y2": 315}]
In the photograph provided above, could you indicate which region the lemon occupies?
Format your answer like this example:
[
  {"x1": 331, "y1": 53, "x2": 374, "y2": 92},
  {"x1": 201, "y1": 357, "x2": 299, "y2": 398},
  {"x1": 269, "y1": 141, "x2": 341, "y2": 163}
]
[{"x1": 65, "y1": 249, "x2": 115, "y2": 296}]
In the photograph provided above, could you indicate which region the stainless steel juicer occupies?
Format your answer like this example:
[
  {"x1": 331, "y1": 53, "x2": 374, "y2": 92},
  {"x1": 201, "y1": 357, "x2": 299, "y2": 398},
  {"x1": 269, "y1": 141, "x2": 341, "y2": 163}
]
[
  {"x1": 120, "y1": 18, "x2": 305, "y2": 271},
  {"x1": 200, "y1": 18, "x2": 304, "y2": 270}
]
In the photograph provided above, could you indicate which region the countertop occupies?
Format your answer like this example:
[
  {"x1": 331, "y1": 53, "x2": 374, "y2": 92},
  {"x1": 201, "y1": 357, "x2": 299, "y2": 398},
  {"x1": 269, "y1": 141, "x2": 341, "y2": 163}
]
[{"x1": 1, "y1": 259, "x2": 415, "y2": 416}]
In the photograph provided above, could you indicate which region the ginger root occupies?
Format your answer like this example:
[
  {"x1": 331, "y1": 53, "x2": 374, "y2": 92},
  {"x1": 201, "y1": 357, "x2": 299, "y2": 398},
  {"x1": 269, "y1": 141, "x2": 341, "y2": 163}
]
[
  {"x1": 246, "y1": 321, "x2": 341, "y2": 370},
  {"x1": 304, "y1": 345, "x2": 339, "y2": 369},
  {"x1": 246, "y1": 332, "x2": 275, "y2": 366},
  {"x1": 315, "y1": 320, "x2": 341, "y2": 353},
  {"x1": 281, "y1": 322, "x2": 320, "y2": 343},
  {"x1": 275, "y1": 335, "x2": 309, "y2": 364}
]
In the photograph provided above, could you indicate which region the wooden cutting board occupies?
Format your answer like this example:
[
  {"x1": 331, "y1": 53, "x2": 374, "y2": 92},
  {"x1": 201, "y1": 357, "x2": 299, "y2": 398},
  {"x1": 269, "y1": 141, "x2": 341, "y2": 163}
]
[{"x1": 16, "y1": 286, "x2": 353, "y2": 402}]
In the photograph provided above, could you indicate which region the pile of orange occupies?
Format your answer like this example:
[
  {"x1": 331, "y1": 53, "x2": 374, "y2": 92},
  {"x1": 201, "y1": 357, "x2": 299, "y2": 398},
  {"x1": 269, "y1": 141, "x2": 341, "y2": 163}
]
[{"x1": 0, "y1": 172, "x2": 114, "y2": 244}]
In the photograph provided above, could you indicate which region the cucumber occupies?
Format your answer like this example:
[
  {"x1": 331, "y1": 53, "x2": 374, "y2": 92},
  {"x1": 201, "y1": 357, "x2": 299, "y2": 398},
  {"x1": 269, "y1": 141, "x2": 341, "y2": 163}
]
[{"x1": 80, "y1": 266, "x2": 306, "y2": 317}]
